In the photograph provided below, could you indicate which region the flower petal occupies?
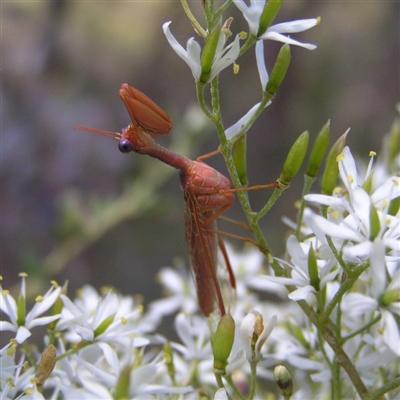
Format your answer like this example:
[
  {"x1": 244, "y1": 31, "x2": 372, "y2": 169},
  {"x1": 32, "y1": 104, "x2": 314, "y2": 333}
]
[{"x1": 259, "y1": 31, "x2": 317, "y2": 50}]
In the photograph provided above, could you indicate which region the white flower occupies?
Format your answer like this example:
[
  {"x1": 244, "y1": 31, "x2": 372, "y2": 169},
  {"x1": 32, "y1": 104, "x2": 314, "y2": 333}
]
[
  {"x1": 57, "y1": 286, "x2": 148, "y2": 348},
  {"x1": 263, "y1": 235, "x2": 338, "y2": 302},
  {"x1": 163, "y1": 21, "x2": 240, "y2": 83},
  {"x1": 255, "y1": 40, "x2": 269, "y2": 89},
  {"x1": 341, "y1": 240, "x2": 400, "y2": 355},
  {"x1": 225, "y1": 102, "x2": 263, "y2": 140},
  {"x1": 233, "y1": 0, "x2": 318, "y2": 49},
  {"x1": 240, "y1": 310, "x2": 276, "y2": 361},
  {"x1": 144, "y1": 266, "x2": 198, "y2": 326},
  {"x1": 305, "y1": 146, "x2": 400, "y2": 263},
  {"x1": 0, "y1": 275, "x2": 61, "y2": 343}
]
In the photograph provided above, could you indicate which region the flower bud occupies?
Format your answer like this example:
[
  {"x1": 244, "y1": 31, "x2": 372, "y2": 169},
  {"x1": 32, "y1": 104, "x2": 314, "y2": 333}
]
[
  {"x1": 35, "y1": 344, "x2": 57, "y2": 386},
  {"x1": 321, "y1": 130, "x2": 348, "y2": 195},
  {"x1": 200, "y1": 19, "x2": 223, "y2": 83},
  {"x1": 49, "y1": 281, "x2": 67, "y2": 331},
  {"x1": 279, "y1": 131, "x2": 309, "y2": 186},
  {"x1": 114, "y1": 365, "x2": 130, "y2": 399},
  {"x1": 257, "y1": 0, "x2": 285, "y2": 37},
  {"x1": 233, "y1": 134, "x2": 248, "y2": 185},
  {"x1": 308, "y1": 243, "x2": 320, "y2": 292},
  {"x1": 265, "y1": 44, "x2": 291, "y2": 95},
  {"x1": 211, "y1": 311, "x2": 235, "y2": 371},
  {"x1": 306, "y1": 120, "x2": 330, "y2": 177},
  {"x1": 274, "y1": 365, "x2": 293, "y2": 397},
  {"x1": 369, "y1": 204, "x2": 381, "y2": 242},
  {"x1": 385, "y1": 114, "x2": 400, "y2": 171},
  {"x1": 380, "y1": 290, "x2": 400, "y2": 307},
  {"x1": 163, "y1": 342, "x2": 176, "y2": 382}
]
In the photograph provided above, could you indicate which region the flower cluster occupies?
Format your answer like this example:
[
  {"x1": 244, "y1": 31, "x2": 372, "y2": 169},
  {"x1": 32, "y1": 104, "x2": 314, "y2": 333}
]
[{"x1": 2, "y1": 1, "x2": 399, "y2": 399}]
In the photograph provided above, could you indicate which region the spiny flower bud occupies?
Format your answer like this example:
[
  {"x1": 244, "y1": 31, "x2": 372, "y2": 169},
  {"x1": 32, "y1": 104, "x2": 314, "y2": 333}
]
[{"x1": 211, "y1": 311, "x2": 235, "y2": 372}]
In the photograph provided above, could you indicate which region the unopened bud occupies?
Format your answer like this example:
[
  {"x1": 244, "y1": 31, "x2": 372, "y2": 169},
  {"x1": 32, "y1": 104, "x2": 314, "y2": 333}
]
[
  {"x1": 35, "y1": 344, "x2": 56, "y2": 386},
  {"x1": 280, "y1": 131, "x2": 309, "y2": 186},
  {"x1": 233, "y1": 134, "x2": 248, "y2": 185},
  {"x1": 200, "y1": 18, "x2": 223, "y2": 83},
  {"x1": 163, "y1": 342, "x2": 176, "y2": 382},
  {"x1": 306, "y1": 120, "x2": 330, "y2": 177},
  {"x1": 274, "y1": 365, "x2": 293, "y2": 397},
  {"x1": 265, "y1": 44, "x2": 291, "y2": 95},
  {"x1": 211, "y1": 311, "x2": 235, "y2": 372},
  {"x1": 380, "y1": 290, "x2": 400, "y2": 307},
  {"x1": 369, "y1": 204, "x2": 381, "y2": 242},
  {"x1": 114, "y1": 365, "x2": 130, "y2": 399},
  {"x1": 308, "y1": 243, "x2": 320, "y2": 292},
  {"x1": 257, "y1": 0, "x2": 284, "y2": 37},
  {"x1": 321, "y1": 130, "x2": 348, "y2": 195}
]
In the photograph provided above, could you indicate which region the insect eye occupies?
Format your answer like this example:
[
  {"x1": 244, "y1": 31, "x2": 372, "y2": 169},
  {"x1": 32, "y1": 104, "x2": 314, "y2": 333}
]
[{"x1": 118, "y1": 139, "x2": 133, "y2": 153}]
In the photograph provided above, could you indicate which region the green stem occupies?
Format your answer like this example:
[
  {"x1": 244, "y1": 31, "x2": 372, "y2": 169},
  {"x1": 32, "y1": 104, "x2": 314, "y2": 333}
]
[
  {"x1": 319, "y1": 262, "x2": 369, "y2": 324},
  {"x1": 248, "y1": 361, "x2": 258, "y2": 400},
  {"x1": 255, "y1": 184, "x2": 288, "y2": 221},
  {"x1": 23, "y1": 341, "x2": 37, "y2": 369},
  {"x1": 238, "y1": 35, "x2": 257, "y2": 58},
  {"x1": 224, "y1": 374, "x2": 246, "y2": 400},
  {"x1": 295, "y1": 298, "x2": 368, "y2": 398},
  {"x1": 214, "y1": 369, "x2": 224, "y2": 389},
  {"x1": 362, "y1": 376, "x2": 400, "y2": 400},
  {"x1": 180, "y1": 0, "x2": 207, "y2": 38},
  {"x1": 196, "y1": 81, "x2": 215, "y2": 122},
  {"x1": 342, "y1": 314, "x2": 381, "y2": 343},
  {"x1": 214, "y1": 0, "x2": 233, "y2": 22}
]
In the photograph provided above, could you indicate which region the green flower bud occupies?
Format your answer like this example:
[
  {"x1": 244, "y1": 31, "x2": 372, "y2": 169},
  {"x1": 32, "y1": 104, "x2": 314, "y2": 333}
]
[
  {"x1": 306, "y1": 120, "x2": 330, "y2": 177},
  {"x1": 17, "y1": 293, "x2": 26, "y2": 327},
  {"x1": 308, "y1": 243, "x2": 320, "y2": 292},
  {"x1": 279, "y1": 131, "x2": 309, "y2": 186},
  {"x1": 233, "y1": 134, "x2": 248, "y2": 186},
  {"x1": 385, "y1": 115, "x2": 400, "y2": 172},
  {"x1": 114, "y1": 365, "x2": 131, "y2": 400},
  {"x1": 200, "y1": 19, "x2": 223, "y2": 84},
  {"x1": 369, "y1": 204, "x2": 381, "y2": 242},
  {"x1": 211, "y1": 311, "x2": 235, "y2": 372},
  {"x1": 163, "y1": 342, "x2": 176, "y2": 383},
  {"x1": 257, "y1": 0, "x2": 285, "y2": 37},
  {"x1": 388, "y1": 196, "x2": 400, "y2": 217},
  {"x1": 93, "y1": 314, "x2": 115, "y2": 337},
  {"x1": 274, "y1": 365, "x2": 293, "y2": 397},
  {"x1": 265, "y1": 44, "x2": 291, "y2": 95},
  {"x1": 49, "y1": 281, "x2": 67, "y2": 331},
  {"x1": 321, "y1": 130, "x2": 348, "y2": 195},
  {"x1": 380, "y1": 290, "x2": 400, "y2": 307}
]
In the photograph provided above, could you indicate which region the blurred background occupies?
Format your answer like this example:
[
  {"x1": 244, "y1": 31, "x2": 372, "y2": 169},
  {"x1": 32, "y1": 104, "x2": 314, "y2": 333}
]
[{"x1": 2, "y1": 2, "x2": 399, "y2": 308}]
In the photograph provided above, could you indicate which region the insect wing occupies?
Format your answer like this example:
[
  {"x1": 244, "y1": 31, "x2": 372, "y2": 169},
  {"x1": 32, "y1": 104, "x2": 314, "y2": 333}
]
[
  {"x1": 119, "y1": 84, "x2": 172, "y2": 135},
  {"x1": 183, "y1": 188, "x2": 226, "y2": 317}
]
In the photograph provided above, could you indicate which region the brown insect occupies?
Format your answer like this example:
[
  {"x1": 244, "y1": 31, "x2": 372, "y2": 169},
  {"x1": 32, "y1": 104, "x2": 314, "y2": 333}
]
[{"x1": 77, "y1": 84, "x2": 276, "y2": 317}]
